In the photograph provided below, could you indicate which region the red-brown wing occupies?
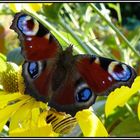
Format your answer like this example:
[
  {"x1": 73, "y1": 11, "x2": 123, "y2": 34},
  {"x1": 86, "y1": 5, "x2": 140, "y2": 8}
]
[
  {"x1": 48, "y1": 68, "x2": 97, "y2": 116},
  {"x1": 75, "y1": 55, "x2": 137, "y2": 96},
  {"x1": 44, "y1": 54, "x2": 136, "y2": 116},
  {"x1": 10, "y1": 12, "x2": 62, "y2": 61}
]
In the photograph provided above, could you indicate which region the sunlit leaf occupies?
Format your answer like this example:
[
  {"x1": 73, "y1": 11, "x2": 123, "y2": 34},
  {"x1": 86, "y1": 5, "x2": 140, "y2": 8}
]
[{"x1": 137, "y1": 101, "x2": 140, "y2": 121}]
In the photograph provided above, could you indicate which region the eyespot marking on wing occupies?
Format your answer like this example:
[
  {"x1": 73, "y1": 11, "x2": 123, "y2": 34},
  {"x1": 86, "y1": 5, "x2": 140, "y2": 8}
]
[
  {"x1": 28, "y1": 62, "x2": 39, "y2": 79},
  {"x1": 75, "y1": 82, "x2": 95, "y2": 103},
  {"x1": 108, "y1": 61, "x2": 131, "y2": 81},
  {"x1": 17, "y1": 15, "x2": 39, "y2": 36}
]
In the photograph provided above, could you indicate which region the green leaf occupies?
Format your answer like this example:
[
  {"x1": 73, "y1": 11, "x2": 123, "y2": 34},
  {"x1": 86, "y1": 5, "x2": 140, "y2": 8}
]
[
  {"x1": 0, "y1": 53, "x2": 6, "y2": 61},
  {"x1": 42, "y1": 3, "x2": 63, "y2": 21},
  {"x1": 58, "y1": 31, "x2": 86, "y2": 53},
  {"x1": 110, "y1": 116, "x2": 140, "y2": 136},
  {"x1": 7, "y1": 48, "x2": 24, "y2": 65},
  {"x1": 92, "y1": 99, "x2": 106, "y2": 117}
]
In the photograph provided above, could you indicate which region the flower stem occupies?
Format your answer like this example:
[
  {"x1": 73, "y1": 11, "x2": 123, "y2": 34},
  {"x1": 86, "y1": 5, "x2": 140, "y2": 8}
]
[{"x1": 125, "y1": 103, "x2": 135, "y2": 117}]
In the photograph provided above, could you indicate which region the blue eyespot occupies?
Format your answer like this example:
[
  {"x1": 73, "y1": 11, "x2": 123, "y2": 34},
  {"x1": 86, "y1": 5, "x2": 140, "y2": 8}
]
[
  {"x1": 18, "y1": 15, "x2": 36, "y2": 36},
  {"x1": 76, "y1": 88, "x2": 92, "y2": 102},
  {"x1": 112, "y1": 65, "x2": 131, "y2": 81},
  {"x1": 28, "y1": 62, "x2": 38, "y2": 79}
]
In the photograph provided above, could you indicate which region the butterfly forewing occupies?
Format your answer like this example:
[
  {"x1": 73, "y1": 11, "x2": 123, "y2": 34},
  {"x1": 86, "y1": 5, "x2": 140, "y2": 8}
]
[
  {"x1": 75, "y1": 55, "x2": 137, "y2": 96},
  {"x1": 10, "y1": 12, "x2": 62, "y2": 61}
]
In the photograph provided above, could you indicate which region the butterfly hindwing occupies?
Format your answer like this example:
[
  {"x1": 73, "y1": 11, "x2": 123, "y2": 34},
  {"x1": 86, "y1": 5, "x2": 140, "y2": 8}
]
[
  {"x1": 22, "y1": 59, "x2": 55, "y2": 102},
  {"x1": 10, "y1": 12, "x2": 62, "y2": 61},
  {"x1": 75, "y1": 55, "x2": 137, "y2": 96},
  {"x1": 48, "y1": 66, "x2": 97, "y2": 116}
]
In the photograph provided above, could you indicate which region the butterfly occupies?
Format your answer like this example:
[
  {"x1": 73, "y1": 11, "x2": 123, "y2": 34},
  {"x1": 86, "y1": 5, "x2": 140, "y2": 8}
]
[{"x1": 10, "y1": 12, "x2": 137, "y2": 116}]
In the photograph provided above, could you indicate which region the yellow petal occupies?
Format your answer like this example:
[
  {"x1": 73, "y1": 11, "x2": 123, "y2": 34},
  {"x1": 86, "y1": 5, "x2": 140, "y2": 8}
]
[
  {"x1": 0, "y1": 118, "x2": 9, "y2": 132},
  {"x1": 9, "y1": 3, "x2": 42, "y2": 12},
  {"x1": 38, "y1": 111, "x2": 48, "y2": 127},
  {"x1": 9, "y1": 125, "x2": 58, "y2": 137},
  {"x1": 130, "y1": 76, "x2": 140, "y2": 93},
  {"x1": 105, "y1": 76, "x2": 140, "y2": 117},
  {"x1": 0, "y1": 91, "x2": 7, "y2": 95},
  {"x1": 30, "y1": 105, "x2": 40, "y2": 128},
  {"x1": 0, "y1": 95, "x2": 30, "y2": 121},
  {"x1": 0, "y1": 92, "x2": 23, "y2": 109},
  {"x1": 105, "y1": 86, "x2": 130, "y2": 117},
  {"x1": 9, "y1": 98, "x2": 58, "y2": 137},
  {"x1": 9, "y1": 98, "x2": 46, "y2": 131},
  {"x1": 37, "y1": 111, "x2": 58, "y2": 136},
  {"x1": 9, "y1": 4, "x2": 22, "y2": 12},
  {"x1": 43, "y1": 3, "x2": 52, "y2": 6},
  {"x1": 25, "y1": 4, "x2": 42, "y2": 12},
  {"x1": 9, "y1": 98, "x2": 35, "y2": 131},
  {"x1": 10, "y1": 110, "x2": 58, "y2": 137},
  {"x1": 75, "y1": 109, "x2": 108, "y2": 137},
  {"x1": 0, "y1": 95, "x2": 31, "y2": 132}
]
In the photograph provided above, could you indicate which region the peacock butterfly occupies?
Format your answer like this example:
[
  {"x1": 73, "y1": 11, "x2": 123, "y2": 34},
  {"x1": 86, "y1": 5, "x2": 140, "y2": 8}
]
[{"x1": 10, "y1": 12, "x2": 137, "y2": 116}]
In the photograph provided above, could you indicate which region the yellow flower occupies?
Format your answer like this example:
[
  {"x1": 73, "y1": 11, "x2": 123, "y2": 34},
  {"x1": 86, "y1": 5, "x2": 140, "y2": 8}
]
[
  {"x1": 76, "y1": 109, "x2": 108, "y2": 137},
  {"x1": 105, "y1": 76, "x2": 140, "y2": 118},
  {"x1": 9, "y1": 3, "x2": 43, "y2": 13},
  {"x1": 0, "y1": 59, "x2": 108, "y2": 137}
]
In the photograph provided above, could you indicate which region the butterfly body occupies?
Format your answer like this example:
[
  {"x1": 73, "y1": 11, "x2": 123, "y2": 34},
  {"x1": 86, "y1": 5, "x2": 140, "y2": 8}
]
[{"x1": 10, "y1": 12, "x2": 137, "y2": 116}]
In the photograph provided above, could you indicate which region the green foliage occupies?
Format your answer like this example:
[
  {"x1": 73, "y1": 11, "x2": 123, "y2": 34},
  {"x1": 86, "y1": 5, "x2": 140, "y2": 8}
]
[
  {"x1": 110, "y1": 116, "x2": 140, "y2": 136},
  {"x1": 42, "y1": 3, "x2": 63, "y2": 21}
]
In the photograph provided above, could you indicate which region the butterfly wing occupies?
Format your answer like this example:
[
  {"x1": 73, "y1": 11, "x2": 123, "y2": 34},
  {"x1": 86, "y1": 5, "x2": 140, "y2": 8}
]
[
  {"x1": 10, "y1": 12, "x2": 63, "y2": 102},
  {"x1": 22, "y1": 59, "x2": 56, "y2": 102},
  {"x1": 75, "y1": 55, "x2": 137, "y2": 96},
  {"x1": 10, "y1": 12, "x2": 62, "y2": 61},
  {"x1": 10, "y1": 12, "x2": 137, "y2": 117},
  {"x1": 48, "y1": 65, "x2": 97, "y2": 116},
  {"x1": 48, "y1": 54, "x2": 137, "y2": 116}
]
